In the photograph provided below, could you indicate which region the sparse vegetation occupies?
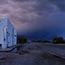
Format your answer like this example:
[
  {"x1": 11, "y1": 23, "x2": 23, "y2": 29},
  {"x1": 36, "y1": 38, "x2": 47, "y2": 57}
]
[
  {"x1": 17, "y1": 35, "x2": 27, "y2": 44},
  {"x1": 17, "y1": 35, "x2": 65, "y2": 44},
  {"x1": 52, "y1": 36, "x2": 65, "y2": 44}
]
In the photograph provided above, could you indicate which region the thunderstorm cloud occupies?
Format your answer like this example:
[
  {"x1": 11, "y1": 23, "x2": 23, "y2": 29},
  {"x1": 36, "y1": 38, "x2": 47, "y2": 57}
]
[{"x1": 0, "y1": 0, "x2": 65, "y2": 39}]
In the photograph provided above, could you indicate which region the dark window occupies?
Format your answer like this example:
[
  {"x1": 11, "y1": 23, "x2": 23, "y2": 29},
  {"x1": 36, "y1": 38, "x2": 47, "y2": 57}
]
[
  {"x1": 4, "y1": 38, "x2": 5, "y2": 41},
  {"x1": 0, "y1": 44, "x2": 2, "y2": 48},
  {"x1": 7, "y1": 32, "x2": 10, "y2": 36},
  {"x1": 15, "y1": 35, "x2": 16, "y2": 37},
  {"x1": 0, "y1": 44, "x2": 2, "y2": 46},
  {"x1": 7, "y1": 31, "x2": 8, "y2": 33}
]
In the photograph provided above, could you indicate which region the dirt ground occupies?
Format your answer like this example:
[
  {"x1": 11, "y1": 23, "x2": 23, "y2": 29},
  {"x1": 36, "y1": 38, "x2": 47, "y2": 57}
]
[{"x1": 0, "y1": 52, "x2": 65, "y2": 65}]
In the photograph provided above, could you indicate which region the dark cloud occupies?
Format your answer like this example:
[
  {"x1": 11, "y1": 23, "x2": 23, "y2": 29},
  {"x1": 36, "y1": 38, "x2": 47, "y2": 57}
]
[
  {"x1": 49, "y1": 0, "x2": 65, "y2": 11},
  {"x1": 0, "y1": 0, "x2": 65, "y2": 39}
]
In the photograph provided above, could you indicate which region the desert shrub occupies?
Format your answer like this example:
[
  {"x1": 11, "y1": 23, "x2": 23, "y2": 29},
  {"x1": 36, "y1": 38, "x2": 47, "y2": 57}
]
[
  {"x1": 52, "y1": 37, "x2": 65, "y2": 44},
  {"x1": 17, "y1": 36, "x2": 27, "y2": 44}
]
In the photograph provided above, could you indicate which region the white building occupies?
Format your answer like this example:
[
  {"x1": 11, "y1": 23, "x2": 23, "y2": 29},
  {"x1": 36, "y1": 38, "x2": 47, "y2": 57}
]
[{"x1": 0, "y1": 18, "x2": 17, "y2": 48}]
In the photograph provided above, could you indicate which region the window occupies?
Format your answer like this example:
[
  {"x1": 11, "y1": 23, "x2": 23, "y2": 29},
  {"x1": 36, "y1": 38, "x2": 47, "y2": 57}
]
[
  {"x1": 15, "y1": 35, "x2": 16, "y2": 37},
  {"x1": 4, "y1": 38, "x2": 5, "y2": 41},
  {"x1": 0, "y1": 44, "x2": 2, "y2": 48}
]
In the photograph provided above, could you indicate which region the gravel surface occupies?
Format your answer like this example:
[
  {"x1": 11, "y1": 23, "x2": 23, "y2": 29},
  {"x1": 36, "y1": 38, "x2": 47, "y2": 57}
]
[
  {"x1": 0, "y1": 43, "x2": 65, "y2": 65},
  {"x1": 0, "y1": 52, "x2": 65, "y2": 65}
]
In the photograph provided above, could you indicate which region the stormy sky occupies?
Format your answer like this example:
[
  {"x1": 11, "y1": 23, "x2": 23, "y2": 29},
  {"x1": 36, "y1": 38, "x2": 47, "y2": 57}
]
[{"x1": 0, "y1": 0, "x2": 65, "y2": 40}]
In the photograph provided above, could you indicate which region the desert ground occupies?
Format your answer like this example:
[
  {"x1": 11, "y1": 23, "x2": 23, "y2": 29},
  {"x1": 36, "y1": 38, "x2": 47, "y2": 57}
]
[{"x1": 0, "y1": 43, "x2": 65, "y2": 65}]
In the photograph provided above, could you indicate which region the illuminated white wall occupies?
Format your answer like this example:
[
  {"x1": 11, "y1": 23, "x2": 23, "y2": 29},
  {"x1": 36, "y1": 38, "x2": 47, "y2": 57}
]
[{"x1": 0, "y1": 18, "x2": 17, "y2": 48}]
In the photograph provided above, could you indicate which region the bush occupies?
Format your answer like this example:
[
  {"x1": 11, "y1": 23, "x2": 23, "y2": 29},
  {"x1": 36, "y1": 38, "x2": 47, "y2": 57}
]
[
  {"x1": 52, "y1": 37, "x2": 65, "y2": 44},
  {"x1": 17, "y1": 36, "x2": 27, "y2": 44}
]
